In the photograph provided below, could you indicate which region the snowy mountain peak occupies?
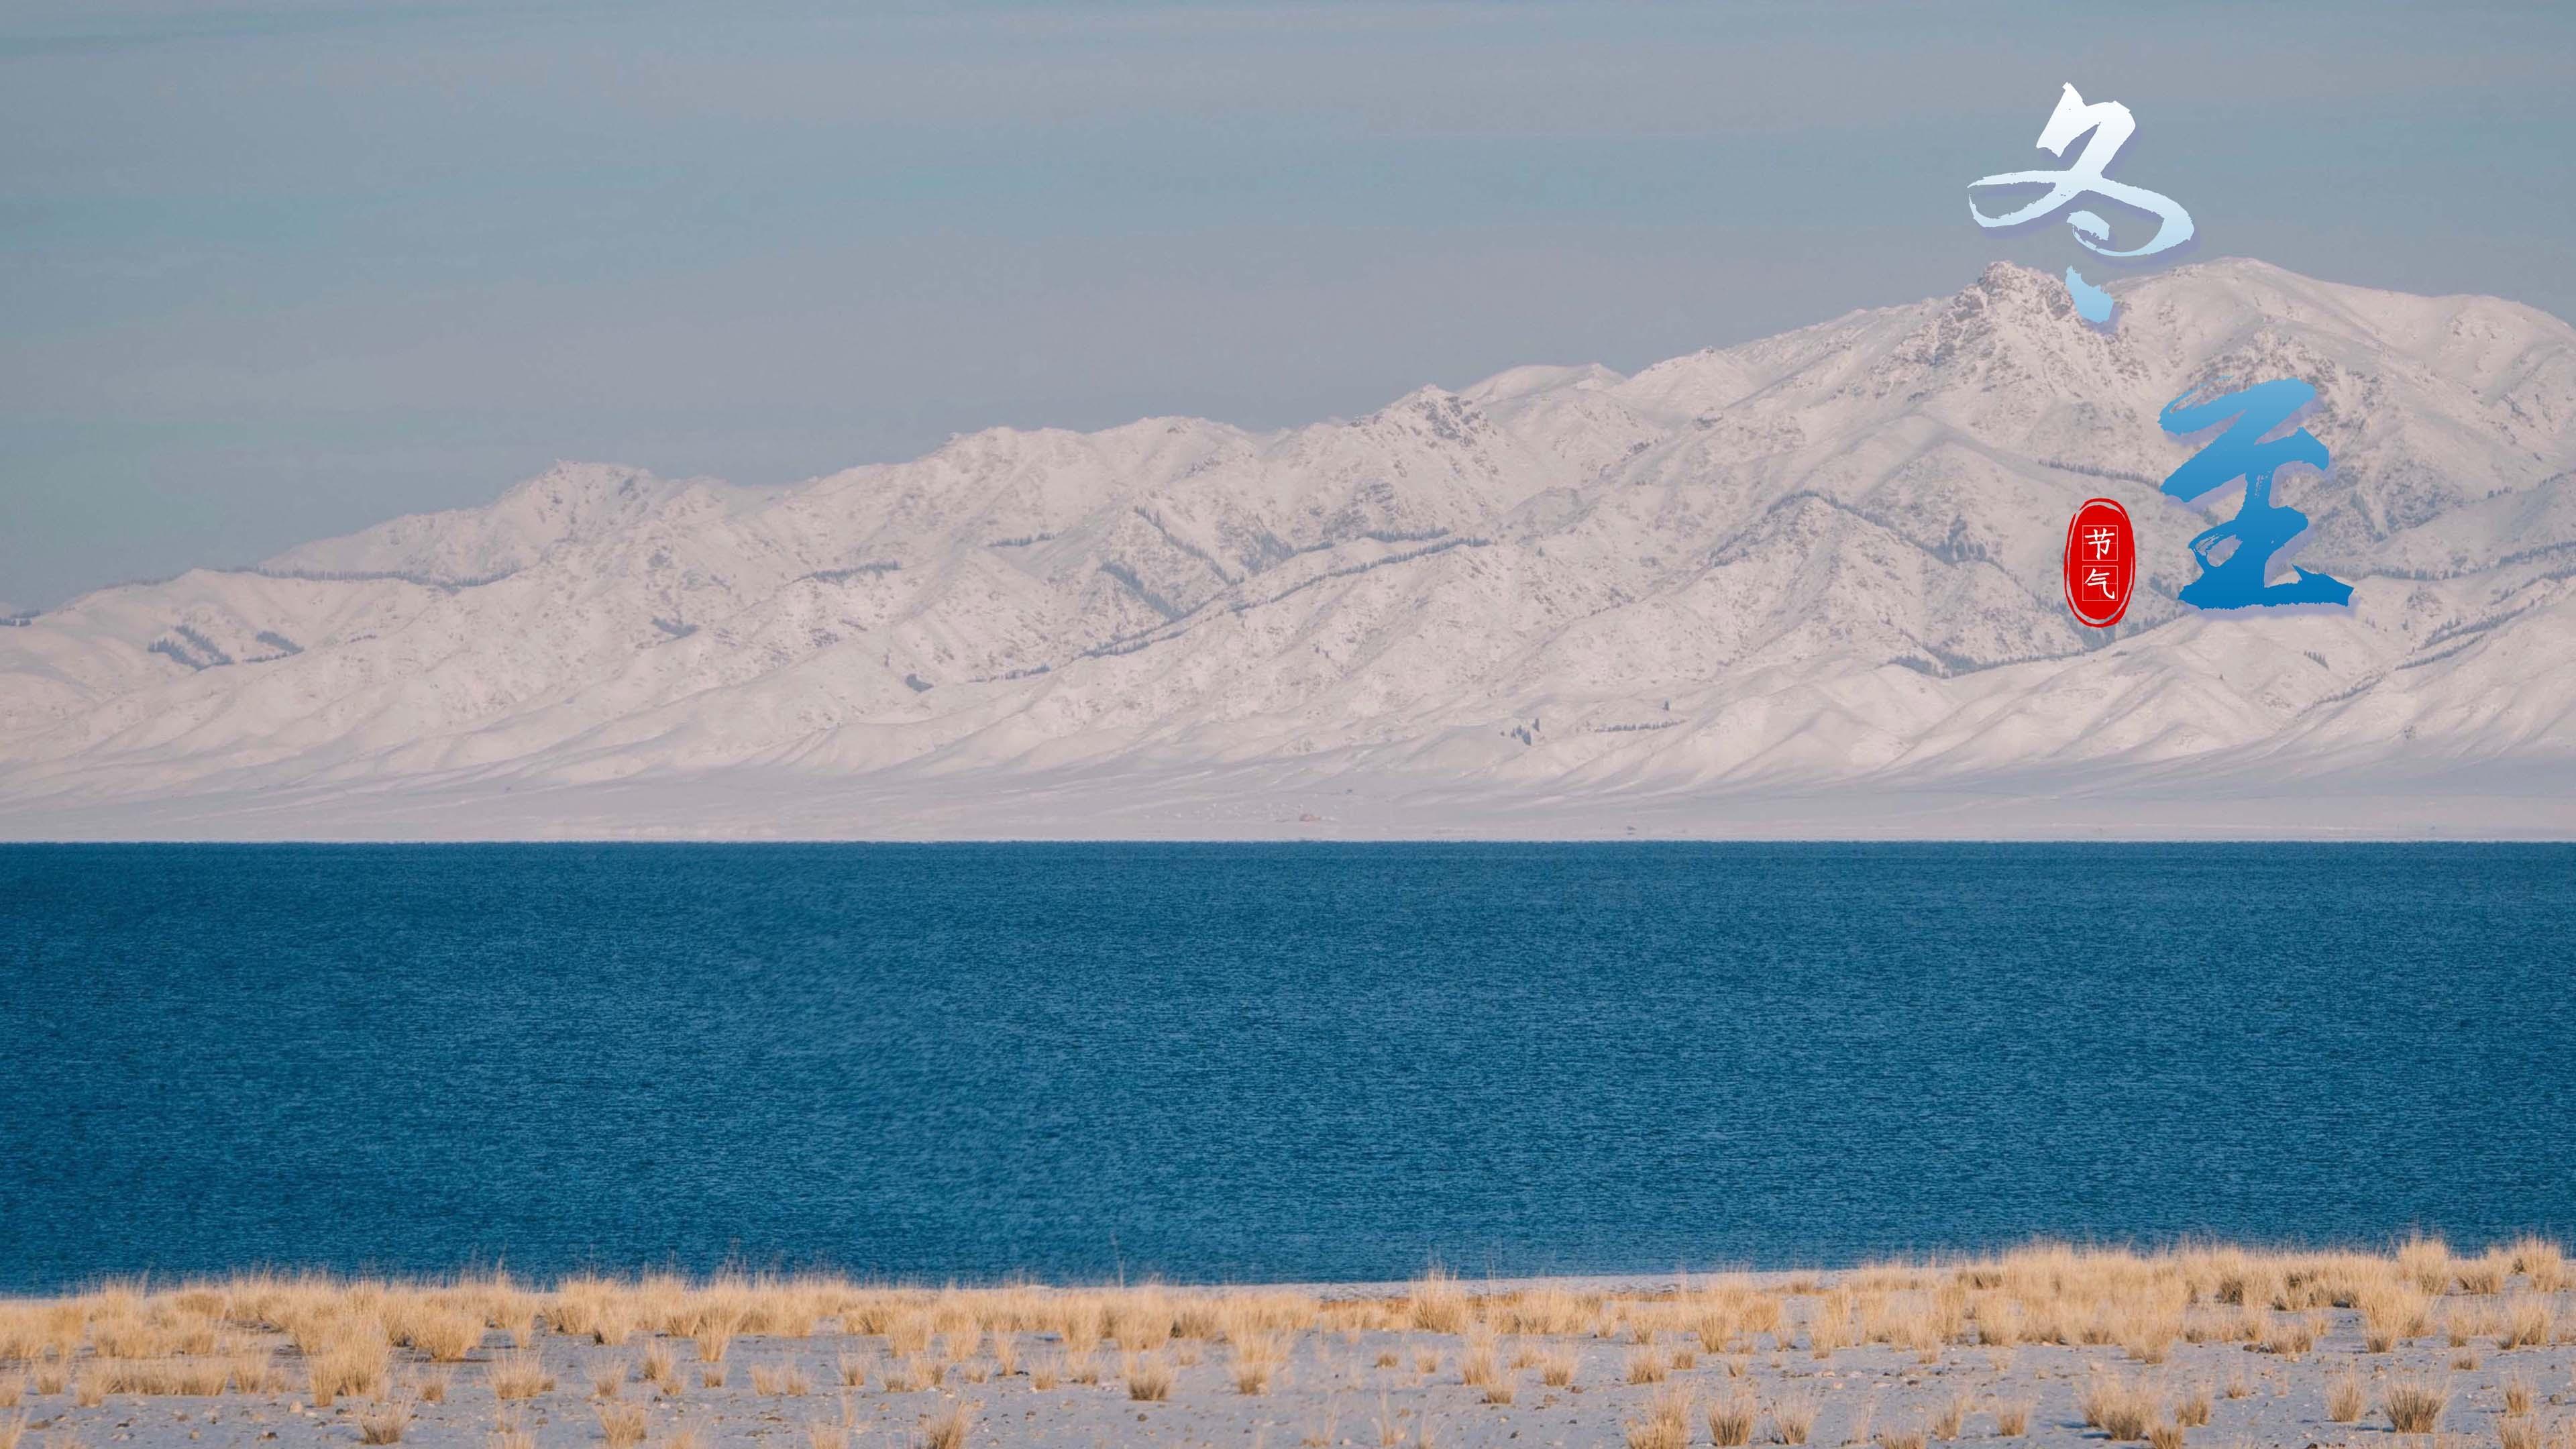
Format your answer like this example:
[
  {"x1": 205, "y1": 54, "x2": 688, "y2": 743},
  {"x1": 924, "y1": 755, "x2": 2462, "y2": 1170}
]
[
  {"x1": 260, "y1": 461, "x2": 713, "y2": 587},
  {"x1": 4, "y1": 259, "x2": 2572, "y2": 839}
]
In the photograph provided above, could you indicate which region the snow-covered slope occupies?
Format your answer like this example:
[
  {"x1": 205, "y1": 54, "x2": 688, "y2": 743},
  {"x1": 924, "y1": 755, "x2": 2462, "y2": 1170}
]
[{"x1": 5, "y1": 260, "x2": 2572, "y2": 839}]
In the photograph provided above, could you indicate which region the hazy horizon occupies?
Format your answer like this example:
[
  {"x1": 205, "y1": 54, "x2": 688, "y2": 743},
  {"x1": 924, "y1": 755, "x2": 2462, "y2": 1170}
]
[{"x1": 5, "y1": 0, "x2": 2573, "y2": 609}]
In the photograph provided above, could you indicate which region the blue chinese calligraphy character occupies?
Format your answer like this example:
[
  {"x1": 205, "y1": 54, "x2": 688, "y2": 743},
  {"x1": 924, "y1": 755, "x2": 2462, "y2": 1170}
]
[{"x1": 2157, "y1": 379, "x2": 2353, "y2": 610}]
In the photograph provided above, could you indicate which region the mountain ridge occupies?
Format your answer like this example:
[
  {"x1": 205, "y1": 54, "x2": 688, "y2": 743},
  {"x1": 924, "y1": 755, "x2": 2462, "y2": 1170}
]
[{"x1": 5, "y1": 258, "x2": 2572, "y2": 839}]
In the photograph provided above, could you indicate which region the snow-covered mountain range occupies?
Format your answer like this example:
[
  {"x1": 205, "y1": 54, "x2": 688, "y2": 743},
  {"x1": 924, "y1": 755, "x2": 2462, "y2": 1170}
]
[{"x1": 5, "y1": 259, "x2": 2571, "y2": 839}]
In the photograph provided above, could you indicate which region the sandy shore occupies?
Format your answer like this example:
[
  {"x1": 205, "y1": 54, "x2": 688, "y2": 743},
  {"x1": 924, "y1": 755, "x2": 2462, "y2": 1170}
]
[{"x1": 4, "y1": 1249, "x2": 2570, "y2": 1449}]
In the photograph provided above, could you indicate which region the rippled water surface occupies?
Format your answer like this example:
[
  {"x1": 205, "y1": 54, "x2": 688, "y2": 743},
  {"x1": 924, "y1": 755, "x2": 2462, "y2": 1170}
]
[{"x1": 4, "y1": 843, "x2": 2571, "y2": 1291}]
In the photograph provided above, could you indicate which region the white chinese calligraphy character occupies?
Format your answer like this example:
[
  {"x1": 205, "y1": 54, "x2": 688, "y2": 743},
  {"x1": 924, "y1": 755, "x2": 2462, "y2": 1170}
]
[{"x1": 1969, "y1": 83, "x2": 2194, "y2": 259}]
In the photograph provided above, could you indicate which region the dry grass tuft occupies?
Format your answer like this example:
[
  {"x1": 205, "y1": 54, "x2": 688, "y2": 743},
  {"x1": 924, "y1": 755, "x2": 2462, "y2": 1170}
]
[
  {"x1": 2080, "y1": 1372, "x2": 2161, "y2": 1442},
  {"x1": 2498, "y1": 1418, "x2": 2541, "y2": 1449},
  {"x1": 1992, "y1": 1400, "x2": 2032, "y2": 1438},
  {"x1": 358, "y1": 1401, "x2": 411, "y2": 1445},
  {"x1": 1126, "y1": 1353, "x2": 1174, "y2": 1402},
  {"x1": 0, "y1": 1413, "x2": 23, "y2": 1449},
  {"x1": 692, "y1": 1319, "x2": 735, "y2": 1365},
  {"x1": 596, "y1": 1401, "x2": 647, "y2": 1449},
  {"x1": 2400, "y1": 1236, "x2": 2454, "y2": 1294},
  {"x1": 2382, "y1": 1375, "x2": 2450, "y2": 1435},
  {"x1": 2504, "y1": 1377, "x2": 2533, "y2": 1417},
  {"x1": 1538, "y1": 1346, "x2": 1576, "y2": 1388},
  {"x1": 2458, "y1": 1252, "x2": 2511, "y2": 1296},
  {"x1": 1876, "y1": 1427, "x2": 1927, "y2": 1449},
  {"x1": 488, "y1": 1419, "x2": 533, "y2": 1449},
  {"x1": 2174, "y1": 1385, "x2": 2211, "y2": 1429},
  {"x1": 1928, "y1": 1389, "x2": 1971, "y2": 1442},
  {"x1": 1625, "y1": 1387, "x2": 1693, "y2": 1449},
  {"x1": 2500, "y1": 1297, "x2": 2554, "y2": 1350},
  {"x1": 1625, "y1": 1347, "x2": 1668, "y2": 1385},
  {"x1": 1230, "y1": 1330, "x2": 1284, "y2": 1396},
  {"x1": 404, "y1": 1368, "x2": 451, "y2": 1405},
  {"x1": 1710, "y1": 1392, "x2": 1759, "y2": 1447},
  {"x1": 2145, "y1": 1421, "x2": 2185, "y2": 1449},
  {"x1": 1458, "y1": 1334, "x2": 1501, "y2": 1392},
  {"x1": 490, "y1": 1352, "x2": 554, "y2": 1402},
  {"x1": 641, "y1": 1341, "x2": 677, "y2": 1393},
  {"x1": 2255, "y1": 1314, "x2": 2314, "y2": 1360},
  {"x1": 2326, "y1": 1370, "x2": 2366, "y2": 1424},
  {"x1": 2359, "y1": 1283, "x2": 2430, "y2": 1352},
  {"x1": 409, "y1": 1310, "x2": 485, "y2": 1362},
  {"x1": 1807, "y1": 1297, "x2": 1852, "y2": 1360},
  {"x1": 2510, "y1": 1237, "x2": 2567, "y2": 1293},
  {"x1": 307, "y1": 1337, "x2": 391, "y2": 1407},
  {"x1": 1770, "y1": 1393, "x2": 1819, "y2": 1445},
  {"x1": 920, "y1": 1401, "x2": 972, "y2": 1449},
  {"x1": 1407, "y1": 1271, "x2": 1468, "y2": 1336}
]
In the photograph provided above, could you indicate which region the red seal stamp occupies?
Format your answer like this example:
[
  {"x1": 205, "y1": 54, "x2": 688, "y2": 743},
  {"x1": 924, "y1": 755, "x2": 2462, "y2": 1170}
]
[{"x1": 2063, "y1": 497, "x2": 2135, "y2": 628}]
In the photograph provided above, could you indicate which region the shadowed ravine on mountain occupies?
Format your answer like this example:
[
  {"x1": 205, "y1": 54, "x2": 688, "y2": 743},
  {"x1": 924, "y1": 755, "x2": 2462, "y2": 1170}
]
[{"x1": 2, "y1": 260, "x2": 2571, "y2": 839}]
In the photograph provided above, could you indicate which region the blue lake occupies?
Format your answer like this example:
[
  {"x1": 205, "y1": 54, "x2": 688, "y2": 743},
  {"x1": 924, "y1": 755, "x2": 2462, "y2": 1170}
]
[{"x1": 3, "y1": 842, "x2": 2571, "y2": 1293}]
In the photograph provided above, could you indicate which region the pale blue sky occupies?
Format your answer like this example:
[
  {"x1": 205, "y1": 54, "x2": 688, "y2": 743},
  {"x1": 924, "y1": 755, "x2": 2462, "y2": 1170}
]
[{"x1": 3, "y1": 0, "x2": 2571, "y2": 608}]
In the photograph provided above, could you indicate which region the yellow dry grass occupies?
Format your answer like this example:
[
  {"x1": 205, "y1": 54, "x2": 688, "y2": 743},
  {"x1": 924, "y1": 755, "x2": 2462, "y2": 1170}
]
[
  {"x1": 920, "y1": 1401, "x2": 971, "y2": 1449},
  {"x1": 595, "y1": 1400, "x2": 647, "y2": 1449},
  {"x1": 356, "y1": 1401, "x2": 409, "y2": 1446},
  {"x1": 488, "y1": 1350, "x2": 554, "y2": 1401},
  {"x1": 0, "y1": 1232, "x2": 2567, "y2": 1445},
  {"x1": 2080, "y1": 1371, "x2": 2161, "y2": 1442},
  {"x1": 2326, "y1": 1372, "x2": 2367, "y2": 1425},
  {"x1": 2504, "y1": 1375, "x2": 2533, "y2": 1417},
  {"x1": 1709, "y1": 1391, "x2": 1759, "y2": 1447},
  {"x1": 1625, "y1": 1386, "x2": 1692, "y2": 1449},
  {"x1": 2383, "y1": 1375, "x2": 2450, "y2": 1435},
  {"x1": 1125, "y1": 1352, "x2": 1173, "y2": 1401},
  {"x1": 1770, "y1": 1392, "x2": 1819, "y2": 1444}
]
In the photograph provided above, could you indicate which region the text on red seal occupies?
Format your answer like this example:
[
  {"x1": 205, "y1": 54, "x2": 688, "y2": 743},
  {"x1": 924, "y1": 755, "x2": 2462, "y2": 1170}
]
[{"x1": 2063, "y1": 497, "x2": 2135, "y2": 628}]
